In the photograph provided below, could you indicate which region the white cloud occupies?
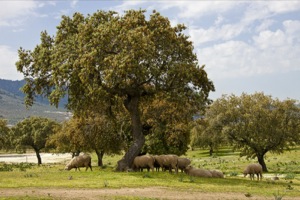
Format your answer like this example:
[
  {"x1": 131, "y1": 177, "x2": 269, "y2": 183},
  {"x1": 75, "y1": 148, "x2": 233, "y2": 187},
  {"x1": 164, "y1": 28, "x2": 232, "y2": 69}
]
[
  {"x1": 0, "y1": 45, "x2": 23, "y2": 80},
  {"x1": 255, "y1": 19, "x2": 275, "y2": 32},
  {"x1": 283, "y1": 20, "x2": 300, "y2": 43},
  {"x1": 113, "y1": 1, "x2": 148, "y2": 14},
  {"x1": 198, "y1": 18, "x2": 300, "y2": 80},
  {"x1": 243, "y1": 1, "x2": 300, "y2": 24},
  {"x1": 0, "y1": 1, "x2": 39, "y2": 27},
  {"x1": 253, "y1": 29, "x2": 286, "y2": 49},
  {"x1": 158, "y1": 1, "x2": 241, "y2": 19},
  {"x1": 267, "y1": 1, "x2": 300, "y2": 14},
  {"x1": 71, "y1": 0, "x2": 78, "y2": 9},
  {"x1": 189, "y1": 23, "x2": 245, "y2": 46}
]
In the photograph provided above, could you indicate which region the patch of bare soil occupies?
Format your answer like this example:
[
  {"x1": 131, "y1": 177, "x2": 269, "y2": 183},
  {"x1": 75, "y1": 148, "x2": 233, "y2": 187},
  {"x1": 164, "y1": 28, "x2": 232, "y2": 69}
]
[{"x1": 0, "y1": 187, "x2": 299, "y2": 200}]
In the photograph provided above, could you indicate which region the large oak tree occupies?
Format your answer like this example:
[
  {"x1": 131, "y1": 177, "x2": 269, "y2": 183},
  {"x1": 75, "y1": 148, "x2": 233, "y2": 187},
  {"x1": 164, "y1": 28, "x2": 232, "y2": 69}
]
[
  {"x1": 202, "y1": 93, "x2": 300, "y2": 172},
  {"x1": 16, "y1": 10, "x2": 214, "y2": 171}
]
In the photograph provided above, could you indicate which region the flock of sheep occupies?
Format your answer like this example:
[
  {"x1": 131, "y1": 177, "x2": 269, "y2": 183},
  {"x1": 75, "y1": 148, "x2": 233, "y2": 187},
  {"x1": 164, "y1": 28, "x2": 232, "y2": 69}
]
[{"x1": 64, "y1": 154, "x2": 263, "y2": 180}]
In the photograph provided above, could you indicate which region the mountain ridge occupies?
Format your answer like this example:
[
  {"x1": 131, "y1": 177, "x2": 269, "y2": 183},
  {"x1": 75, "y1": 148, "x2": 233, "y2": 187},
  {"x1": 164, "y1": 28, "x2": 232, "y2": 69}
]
[{"x1": 0, "y1": 79, "x2": 70, "y2": 125}]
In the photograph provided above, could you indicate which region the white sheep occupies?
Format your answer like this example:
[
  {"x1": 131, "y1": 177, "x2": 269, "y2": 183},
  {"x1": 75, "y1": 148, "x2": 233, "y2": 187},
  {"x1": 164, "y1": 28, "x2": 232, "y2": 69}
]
[
  {"x1": 243, "y1": 163, "x2": 263, "y2": 180},
  {"x1": 65, "y1": 154, "x2": 92, "y2": 171},
  {"x1": 184, "y1": 166, "x2": 212, "y2": 178},
  {"x1": 209, "y1": 170, "x2": 224, "y2": 178}
]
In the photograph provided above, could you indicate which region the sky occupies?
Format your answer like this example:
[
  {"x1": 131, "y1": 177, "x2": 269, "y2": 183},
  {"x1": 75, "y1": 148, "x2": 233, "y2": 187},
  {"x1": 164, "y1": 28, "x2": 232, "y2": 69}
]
[{"x1": 0, "y1": 1, "x2": 300, "y2": 101}]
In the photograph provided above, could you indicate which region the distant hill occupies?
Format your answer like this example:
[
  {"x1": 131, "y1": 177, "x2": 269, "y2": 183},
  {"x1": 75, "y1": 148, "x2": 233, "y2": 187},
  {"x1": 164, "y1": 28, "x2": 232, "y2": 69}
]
[
  {"x1": 0, "y1": 79, "x2": 25, "y2": 98},
  {"x1": 0, "y1": 79, "x2": 71, "y2": 125},
  {"x1": 0, "y1": 79, "x2": 68, "y2": 106}
]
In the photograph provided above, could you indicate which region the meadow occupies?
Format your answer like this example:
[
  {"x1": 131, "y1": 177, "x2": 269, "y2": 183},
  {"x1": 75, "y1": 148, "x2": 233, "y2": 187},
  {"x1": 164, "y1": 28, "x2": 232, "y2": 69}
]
[{"x1": 0, "y1": 147, "x2": 299, "y2": 200}]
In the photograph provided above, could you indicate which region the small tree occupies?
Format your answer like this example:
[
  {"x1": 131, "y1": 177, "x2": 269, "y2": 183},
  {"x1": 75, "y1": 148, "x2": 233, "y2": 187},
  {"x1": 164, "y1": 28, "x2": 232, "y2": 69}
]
[
  {"x1": 205, "y1": 93, "x2": 300, "y2": 172},
  {"x1": 47, "y1": 117, "x2": 84, "y2": 157},
  {"x1": 11, "y1": 117, "x2": 60, "y2": 165},
  {"x1": 190, "y1": 118, "x2": 227, "y2": 156},
  {"x1": 48, "y1": 114, "x2": 124, "y2": 166}
]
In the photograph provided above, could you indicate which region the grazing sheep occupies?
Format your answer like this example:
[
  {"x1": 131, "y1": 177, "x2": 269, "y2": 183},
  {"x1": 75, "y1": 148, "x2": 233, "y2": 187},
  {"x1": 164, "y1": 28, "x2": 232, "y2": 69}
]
[
  {"x1": 178, "y1": 158, "x2": 191, "y2": 173},
  {"x1": 65, "y1": 154, "x2": 92, "y2": 171},
  {"x1": 209, "y1": 170, "x2": 224, "y2": 178},
  {"x1": 184, "y1": 166, "x2": 212, "y2": 178},
  {"x1": 243, "y1": 163, "x2": 263, "y2": 180},
  {"x1": 155, "y1": 154, "x2": 178, "y2": 173},
  {"x1": 153, "y1": 155, "x2": 163, "y2": 172},
  {"x1": 132, "y1": 155, "x2": 155, "y2": 172}
]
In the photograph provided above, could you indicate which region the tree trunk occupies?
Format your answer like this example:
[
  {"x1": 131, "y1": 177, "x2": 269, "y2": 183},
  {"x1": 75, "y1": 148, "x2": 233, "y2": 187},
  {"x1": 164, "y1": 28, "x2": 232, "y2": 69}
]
[
  {"x1": 95, "y1": 149, "x2": 104, "y2": 167},
  {"x1": 116, "y1": 95, "x2": 145, "y2": 171},
  {"x1": 72, "y1": 150, "x2": 80, "y2": 158},
  {"x1": 209, "y1": 144, "x2": 213, "y2": 156},
  {"x1": 257, "y1": 153, "x2": 268, "y2": 172},
  {"x1": 34, "y1": 148, "x2": 42, "y2": 165}
]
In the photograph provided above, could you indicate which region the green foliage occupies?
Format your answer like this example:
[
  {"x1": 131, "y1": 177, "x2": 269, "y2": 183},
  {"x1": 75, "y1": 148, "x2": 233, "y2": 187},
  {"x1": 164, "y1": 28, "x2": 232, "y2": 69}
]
[
  {"x1": 0, "y1": 163, "x2": 33, "y2": 172},
  {"x1": 190, "y1": 117, "x2": 227, "y2": 155},
  {"x1": 47, "y1": 115, "x2": 124, "y2": 166},
  {"x1": 0, "y1": 164, "x2": 13, "y2": 171},
  {"x1": 10, "y1": 117, "x2": 61, "y2": 164},
  {"x1": 229, "y1": 172, "x2": 238, "y2": 177},
  {"x1": 143, "y1": 95, "x2": 192, "y2": 156},
  {"x1": 285, "y1": 173, "x2": 296, "y2": 180},
  {"x1": 16, "y1": 9, "x2": 214, "y2": 170},
  {"x1": 199, "y1": 93, "x2": 300, "y2": 172},
  {"x1": 0, "y1": 119, "x2": 10, "y2": 150}
]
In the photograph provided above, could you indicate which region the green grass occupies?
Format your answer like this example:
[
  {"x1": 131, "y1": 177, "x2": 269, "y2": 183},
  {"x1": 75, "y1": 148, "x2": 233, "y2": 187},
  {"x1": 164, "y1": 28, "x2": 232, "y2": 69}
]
[{"x1": 1, "y1": 147, "x2": 300, "y2": 199}]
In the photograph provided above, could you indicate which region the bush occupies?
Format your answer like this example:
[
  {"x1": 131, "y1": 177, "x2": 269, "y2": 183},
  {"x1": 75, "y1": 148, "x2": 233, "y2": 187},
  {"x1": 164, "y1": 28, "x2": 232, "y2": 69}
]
[
  {"x1": 0, "y1": 164, "x2": 13, "y2": 171},
  {"x1": 285, "y1": 173, "x2": 296, "y2": 180}
]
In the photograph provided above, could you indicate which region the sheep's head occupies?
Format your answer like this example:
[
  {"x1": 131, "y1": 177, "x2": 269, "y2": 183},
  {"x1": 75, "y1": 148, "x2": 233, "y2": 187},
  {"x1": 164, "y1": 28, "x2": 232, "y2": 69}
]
[
  {"x1": 184, "y1": 165, "x2": 193, "y2": 173},
  {"x1": 65, "y1": 165, "x2": 71, "y2": 170}
]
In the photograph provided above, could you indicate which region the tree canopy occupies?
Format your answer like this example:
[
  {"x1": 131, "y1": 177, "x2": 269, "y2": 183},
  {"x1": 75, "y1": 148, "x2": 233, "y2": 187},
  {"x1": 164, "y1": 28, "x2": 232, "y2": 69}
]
[
  {"x1": 16, "y1": 9, "x2": 214, "y2": 171},
  {"x1": 11, "y1": 117, "x2": 60, "y2": 165},
  {"x1": 0, "y1": 119, "x2": 10, "y2": 150},
  {"x1": 48, "y1": 114, "x2": 124, "y2": 166},
  {"x1": 199, "y1": 93, "x2": 300, "y2": 172}
]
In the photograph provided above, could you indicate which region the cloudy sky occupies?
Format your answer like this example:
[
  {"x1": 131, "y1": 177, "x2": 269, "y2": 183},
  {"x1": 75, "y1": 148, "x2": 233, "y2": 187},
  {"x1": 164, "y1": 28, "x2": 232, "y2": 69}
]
[{"x1": 0, "y1": 1, "x2": 299, "y2": 100}]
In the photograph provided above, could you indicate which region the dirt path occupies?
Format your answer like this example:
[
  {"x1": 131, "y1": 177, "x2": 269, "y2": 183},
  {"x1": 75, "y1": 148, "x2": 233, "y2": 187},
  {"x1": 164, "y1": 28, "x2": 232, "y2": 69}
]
[{"x1": 1, "y1": 187, "x2": 299, "y2": 200}]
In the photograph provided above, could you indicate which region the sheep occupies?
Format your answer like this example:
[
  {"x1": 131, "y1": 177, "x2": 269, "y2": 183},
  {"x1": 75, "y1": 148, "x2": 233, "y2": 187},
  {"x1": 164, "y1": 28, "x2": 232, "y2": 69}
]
[
  {"x1": 178, "y1": 158, "x2": 191, "y2": 173},
  {"x1": 65, "y1": 154, "x2": 92, "y2": 171},
  {"x1": 243, "y1": 163, "x2": 263, "y2": 180},
  {"x1": 153, "y1": 155, "x2": 163, "y2": 172},
  {"x1": 184, "y1": 166, "x2": 212, "y2": 178},
  {"x1": 209, "y1": 170, "x2": 224, "y2": 178},
  {"x1": 154, "y1": 154, "x2": 178, "y2": 173},
  {"x1": 132, "y1": 155, "x2": 155, "y2": 172}
]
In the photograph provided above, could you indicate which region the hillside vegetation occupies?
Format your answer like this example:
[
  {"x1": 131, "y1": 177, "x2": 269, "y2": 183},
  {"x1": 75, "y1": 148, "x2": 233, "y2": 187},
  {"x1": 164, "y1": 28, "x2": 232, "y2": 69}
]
[{"x1": 0, "y1": 89, "x2": 70, "y2": 125}]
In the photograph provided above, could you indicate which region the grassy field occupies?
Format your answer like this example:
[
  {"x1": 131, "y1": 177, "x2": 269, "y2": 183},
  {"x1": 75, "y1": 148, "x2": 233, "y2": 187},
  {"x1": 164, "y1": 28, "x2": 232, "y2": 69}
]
[{"x1": 0, "y1": 147, "x2": 299, "y2": 199}]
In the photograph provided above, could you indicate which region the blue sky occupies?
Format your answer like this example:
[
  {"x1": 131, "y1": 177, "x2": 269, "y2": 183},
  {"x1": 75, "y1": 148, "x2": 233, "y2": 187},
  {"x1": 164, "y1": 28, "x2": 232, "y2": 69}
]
[{"x1": 0, "y1": 1, "x2": 300, "y2": 101}]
